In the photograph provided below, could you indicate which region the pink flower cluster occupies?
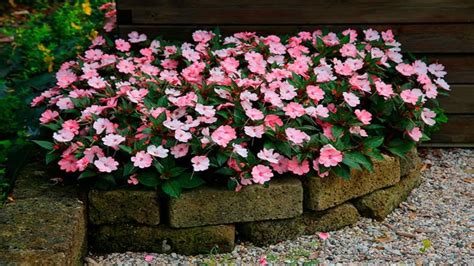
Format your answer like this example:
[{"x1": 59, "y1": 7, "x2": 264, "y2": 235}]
[{"x1": 32, "y1": 28, "x2": 448, "y2": 194}]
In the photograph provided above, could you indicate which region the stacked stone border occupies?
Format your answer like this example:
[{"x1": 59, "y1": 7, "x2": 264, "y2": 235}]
[
  {"x1": 88, "y1": 149, "x2": 422, "y2": 255},
  {"x1": 0, "y1": 149, "x2": 421, "y2": 264}
]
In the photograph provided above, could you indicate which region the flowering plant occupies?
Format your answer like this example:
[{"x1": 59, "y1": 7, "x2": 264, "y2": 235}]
[{"x1": 31, "y1": 28, "x2": 449, "y2": 197}]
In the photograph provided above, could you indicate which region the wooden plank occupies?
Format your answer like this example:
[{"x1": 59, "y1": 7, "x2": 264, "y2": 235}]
[
  {"x1": 429, "y1": 115, "x2": 474, "y2": 144},
  {"x1": 119, "y1": 24, "x2": 474, "y2": 53},
  {"x1": 117, "y1": 0, "x2": 474, "y2": 24},
  {"x1": 429, "y1": 54, "x2": 474, "y2": 84},
  {"x1": 438, "y1": 85, "x2": 474, "y2": 114}
]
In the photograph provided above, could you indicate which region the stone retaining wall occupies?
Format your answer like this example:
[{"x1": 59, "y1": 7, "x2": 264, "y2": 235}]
[
  {"x1": 88, "y1": 150, "x2": 422, "y2": 255},
  {"x1": 0, "y1": 150, "x2": 422, "y2": 264}
]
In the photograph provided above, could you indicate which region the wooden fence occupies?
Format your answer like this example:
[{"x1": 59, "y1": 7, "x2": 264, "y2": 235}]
[{"x1": 116, "y1": 0, "x2": 474, "y2": 147}]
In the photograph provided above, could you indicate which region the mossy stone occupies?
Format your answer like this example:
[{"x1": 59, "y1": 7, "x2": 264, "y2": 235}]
[
  {"x1": 0, "y1": 197, "x2": 86, "y2": 265},
  {"x1": 90, "y1": 224, "x2": 235, "y2": 255},
  {"x1": 400, "y1": 148, "x2": 421, "y2": 177},
  {"x1": 168, "y1": 177, "x2": 303, "y2": 228},
  {"x1": 13, "y1": 162, "x2": 79, "y2": 200},
  {"x1": 89, "y1": 189, "x2": 160, "y2": 225},
  {"x1": 353, "y1": 169, "x2": 422, "y2": 220},
  {"x1": 237, "y1": 203, "x2": 360, "y2": 246},
  {"x1": 303, "y1": 154, "x2": 400, "y2": 211},
  {"x1": 302, "y1": 203, "x2": 360, "y2": 234}
]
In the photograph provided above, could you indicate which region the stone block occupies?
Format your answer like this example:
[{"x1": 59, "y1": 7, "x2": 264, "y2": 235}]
[
  {"x1": 303, "y1": 155, "x2": 400, "y2": 211},
  {"x1": 237, "y1": 203, "x2": 360, "y2": 245},
  {"x1": 89, "y1": 189, "x2": 160, "y2": 225},
  {"x1": 90, "y1": 224, "x2": 235, "y2": 255},
  {"x1": 168, "y1": 177, "x2": 303, "y2": 228},
  {"x1": 400, "y1": 148, "x2": 421, "y2": 177},
  {"x1": 353, "y1": 170, "x2": 422, "y2": 220},
  {"x1": 0, "y1": 197, "x2": 86, "y2": 265}
]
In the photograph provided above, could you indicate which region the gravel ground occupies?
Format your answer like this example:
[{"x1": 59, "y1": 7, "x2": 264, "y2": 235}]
[{"x1": 86, "y1": 148, "x2": 473, "y2": 265}]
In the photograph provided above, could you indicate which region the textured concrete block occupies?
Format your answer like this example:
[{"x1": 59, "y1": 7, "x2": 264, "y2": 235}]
[
  {"x1": 89, "y1": 189, "x2": 160, "y2": 225},
  {"x1": 169, "y1": 177, "x2": 303, "y2": 228},
  {"x1": 304, "y1": 155, "x2": 400, "y2": 211}
]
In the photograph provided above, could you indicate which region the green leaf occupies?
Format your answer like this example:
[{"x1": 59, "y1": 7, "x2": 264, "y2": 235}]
[
  {"x1": 364, "y1": 136, "x2": 384, "y2": 149},
  {"x1": 123, "y1": 162, "x2": 135, "y2": 177},
  {"x1": 215, "y1": 152, "x2": 228, "y2": 167},
  {"x1": 332, "y1": 165, "x2": 351, "y2": 180},
  {"x1": 342, "y1": 154, "x2": 362, "y2": 170},
  {"x1": 169, "y1": 167, "x2": 188, "y2": 178},
  {"x1": 78, "y1": 170, "x2": 97, "y2": 180},
  {"x1": 275, "y1": 141, "x2": 292, "y2": 158},
  {"x1": 119, "y1": 145, "x2": 133, "y2": 154},
  {"x1": 45, "y1": 153, "x2": 59, "y2": 165},
  {"x1": 176, "y1": 174, "x2": 205, "y2": 189},
  {"x1": 153, "y1": 161, "x2": 165, "y2": 174},
  {"x1": 162, "y1": 180, "x2": 182, "y2": 198},
  {"x1": 138, "y1": 171, "x2": 160, "y2": 188},
  {"x1": 32, "y1": 140, "x2": 53, "y2": 150},
  {"x1": 215, "y1": 167, "x2": 237, "y2": 176},
  {"x1": 95, "y1": 174, "x2": 116, "y2": 190},
  {"x1": 348, "y1": 152, "x2": 373, "y2": 172},
  {"x1": 367, "y1": 149, "x2": 384, "y2": 160}
]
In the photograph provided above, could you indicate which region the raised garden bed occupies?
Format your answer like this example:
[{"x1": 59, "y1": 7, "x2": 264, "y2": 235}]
[{"x1": 87, "y1": 150, "x2": 421, "y2": 255}]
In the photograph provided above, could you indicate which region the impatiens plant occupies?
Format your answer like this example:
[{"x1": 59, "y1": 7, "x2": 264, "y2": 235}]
[{"x1": 31, "y1": 28, "x2": 449, "y2": 197}]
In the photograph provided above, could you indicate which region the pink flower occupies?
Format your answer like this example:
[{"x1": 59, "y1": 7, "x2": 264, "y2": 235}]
[
  {"x1": 128, "y1": 31, "x2": 147, "y2": 43},
  {"x1": 192, "y1": 30, "x2": 215, "y2": 43},
  {"x1": 287, "y1": 157, "x2": 310, "y2": 176},
  {"x1": 244, "y1": 125, "x2": 265, "y2": 138},
  {"x1": 375, "y1": 81, "x2": 394, "y2": 99},
  {"x1": 259, "y1": 257, "x2": 267, "y2": 265},
  {"x1": 270, "y1": 155, "x2": 289, "y2": 174},
  {"x1": 144, "y1": 255, "x2": 154, "y2": 263},
  {"x1": 343, "y1": 92, "x2": 360, "y2": 107},
  {"x1": 396, "y1": 63, "x2": 416, "y2": 76},
  {"x1": 56, "y1": 97, "x2": 74, "y2": 110},
  {"x1": 264, "y1": 115, "x2": 283, "y2": 130},
  {"x1": 339, "y1": 43, "x2": 357, "y2": 57},
  {"x1": 76, "y1": 157, "x2": 89, "y2": 172},
  {"x1": 421, "y1": 108, "x2": 436, "y2": 126},
  {"x1": 408, "y1": 127, "x2": 423, "y2": 142},
  {"x1": 102, "y1": 134, "x2": 126, "y2": 147},
  {"x1": 257, "y1": 148, "x2": 280, "y2": 163},
  {"x1": 355, "y1": 109, "x2": 372, "y2": 125},
  {"x1": 94, "y1": 156, "x2": 119, "y2": 173},
  {"x1": 285, "y1": 128, "x2": 310, "y2": 145},
  {"x1": 229, "y1": 144, "x2": 247, "y2": 158},
  {"x1": 58, "y1": 155, "x2": 78, "y2": 172},
  {"x1": 147, "y1": 145, "x2": 169, "y2": 158},
  {"x1": 364, "y1": 28, "x2": 380, "y2": 41},
  {"x1": 170, "y1": 144, "x2": 189, "y2": 158},
  {"x1": 191, "y1": 155, "x2": 210, "y2": 171},
  {"x1": 251, "y1": 165, "x2": 274, "y2": 184},
  {"x1": 128, "y1": 175, "x2": 139, "y2": 185},
  {"x1": 174, "y1": 129, "x2": 192, "y2": 143},
  {"x1": 318, "y1": 232, "x2": 330, "y2": 240},
  {"x1": 318, "y1": 144, "x2": 343, "y2": 167},
  {"x1": 283, "y1": 102, "x2": 306, "y2": 118},
  {"x1": 195, "y1": 103, "x2": 216, "y2": 118},
  {"x1": 349, "y1": 126, "x2": 368, "y2": 137},
  {"x1": 245, "y1": 108, "x2": 264, "y2": 121},
  {"x1": 131, "y1": 151, "x2": 153, "y2": 169},
  {"x1": 115, "y1": 39, "x2": 131, "y2": 52},
  {"x1": 39, "y1": 110, "x2": 59, "y2": 124},
  {"x1": 211, "y1": 125, "x2": 237, "y2": 147},
  {"x1": 88, "y1": 76, "x2": 106, "y2": 89},
  {"x1": 117, "y1": 60, "x2": 135, "y2": 74},
  {"x1": 62, "y1": 120, "x2": 80, "y2": 135},
  {"x1": 400, "y1": 89, "x2": 423, "y2": 105},
  {"x1": 93, "y1": 118, "x2": 115, "y2": 134},
  {"x1": 306, "y1": 85, "x2": 325, "y2": 102},
  {"x1": 53, "y1": 129, "x2": 75, "y2": 142}
]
